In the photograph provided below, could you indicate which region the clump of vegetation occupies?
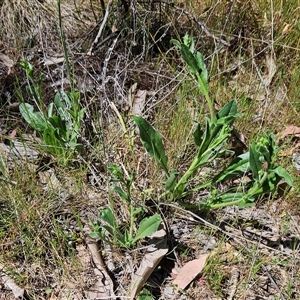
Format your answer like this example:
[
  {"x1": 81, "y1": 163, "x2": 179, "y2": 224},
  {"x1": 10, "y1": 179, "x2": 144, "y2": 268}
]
[
  {"x1": 90, "y1": 164, "x2": 161, "y2": 248},
  {"x1": 18, "y1": 61, "x2": 85, "y2": 163},
  {"x1": 1, "y1": 0, "x2": 300, "y2": 299},
  {"x1": 133, "y1": 34, "x2": 292, "y2": 209}
]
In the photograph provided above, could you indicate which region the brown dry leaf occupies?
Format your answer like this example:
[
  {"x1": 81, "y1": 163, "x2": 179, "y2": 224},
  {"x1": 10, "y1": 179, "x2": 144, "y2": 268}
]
[
  {"x1": 0, "y1": 264, "x2": 24, "y2": 299},
  {"x1": 131, "y1": 89, "x2": 147, "y2": 116},
  {"x1": 280, "y1": 142, "x2": 300, "y2": 157},
  {"x1": 279, "y1": 125, "x2": 300, "y2": 140},
  {"x1": 43, "y1": 56, "x2": 65, "y2": 66},
  {"x1": 263, "y1": 54, "x2": 276, "y2": 88},
  {"x1": 0, "y1": 53, "x2": 14, "y2": 68},
  {"x1": 173, "y1": 254, "x2": 208, "y2": 290},
  {"x1": 128, "y1": 83, "x2": 137, "y2": 105},
  {"x1": 282, "y1": 23, "x2": 292, "y2": 34},
  {"x1": 84, "y1": 231, "x2": 115, "y2": 298},
  {"x1": 130, "y1": 226, "x2": 168, "y2": 299}
]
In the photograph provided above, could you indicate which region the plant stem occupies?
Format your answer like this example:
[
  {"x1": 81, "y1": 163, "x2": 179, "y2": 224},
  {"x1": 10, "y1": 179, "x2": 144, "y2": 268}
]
[
  {"x1": 173, "y1": 155, "x2": 204, "y2": 197},
  {"x1": 57, "y1": 0, "x2": 73, "y2": 88},
  {"x1": 209, "y1": 171, "x2": 269, "y2": 209},
  {"x1": 129, "y1": 203, "x2": 134, "y2": 243},
  {"x1": 197, "y1": 74, "x2": 214, "y2": 122}
]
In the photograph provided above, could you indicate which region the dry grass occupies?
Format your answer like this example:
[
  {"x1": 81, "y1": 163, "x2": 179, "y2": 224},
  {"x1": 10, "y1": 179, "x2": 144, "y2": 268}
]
[{"x1": 0, "y1": 0, "x2": 300, "y2": 299}]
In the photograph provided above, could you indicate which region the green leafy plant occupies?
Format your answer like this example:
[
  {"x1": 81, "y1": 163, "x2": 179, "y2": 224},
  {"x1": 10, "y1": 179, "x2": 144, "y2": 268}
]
[
  {"x1": 18, "y1": 61, "x2": 85, "y2": 162},
  {"x1": 132, "y1": 34, "x2": 292, "y2": 209},
  {"x1": 90, "y1": 164, "x2": 161, "y2": 248},
  {"x1": 138, "y1": 288, "x2": 153, "y2": 300},
  {"x1": 171, "y1": 33, "x2": 213, "y2": 121}
]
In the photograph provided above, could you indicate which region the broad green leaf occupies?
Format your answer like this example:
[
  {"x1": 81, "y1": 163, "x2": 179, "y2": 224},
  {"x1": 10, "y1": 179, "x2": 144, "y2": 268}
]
[
  {"x1": 19, "y1": 60, "x2": 34, "y2": 78},
  {"x1": 173, "y1": 182, "x2": 185, "y2": 199},
  {"x1": 138, "y1": 289, "x2": 153, "y2": 300},
  {"x1": 197, "y1": 118, "x2": 211, "y2": 155},
  {"x1": 195, "y1": 52, "x2": 208, "y2": 93},
  {"x1": 183, "y1": 33, "x2": 195, "y2": 52},
  {"x1": 212, "y1": 152, "x2": 250, "y2": 183},
  {"x1": 215, "y1": 100, "x2": 237, "y2": 122},
  {"x1": 68, "y1": 91, "x2": 80, "y2": 104},
  {"x1": 101, "y1": 224, "x2": 118, "y2": 239},
  {"x1": 238, "y1": 198, "x2": 256, "y2": 208},
  {"x1": 133, "y1": 116, "x2": 169, "y2": 174},
  {"x1": 211, "y1": 192, "x2": 245, "y2": 204},
  {"x1": 48, "y1": 102, "x2": 54, "y2": 118},
  {"x1": 171, "y1": 39, "x2": 181, "y2": 48},
  {"x1": 249, "y1": 172, "x2": 281, "y2": 196},
  {"x1": 48, "y1": 116, "x2": 66, "y2": 133},
  {"x1": 133, "y1": 207, "x2": 143, "y2": 217},
  {"x1": 19, "y1": 103, "x2": 48, "y2": 131},
  {"x1": 54, "y1": 91, "x2": 71, "y2": 108},
  {"x1": 133, "y1": 214, "x2": 161, "y2": 243},
  {"x1": 179, "y1": 44, "x2": 200, "y2": 76},
  {"x1": 54, "y1": 91, "x2": 72, "y2": 120},
  {"x1": 89, "y1": 231, "x2": 101, "y2": 239},
  {"x1": 77, "y1": 108, "x2": 85, "y2": 120},
  {"x1": 99, "y1": 207, "x2": 117, "y2": 228},
  {"x1": 110, "y1": 185, "x2": 130, "y2": 202},
  {"x1": 274, "y1": 166, "x2": 293, "y2": 186},
  {"x1": 193, "y1": 123, "x2": 204, "y2": 147},
  {"x1": 108, "y1": 164, "x2": 124, "y2": 181},
  {"x1": 249, "y1": 143, "x2": 262, "y2": 180},
  {"x1": 165, "y1": 169, "x2": 179, "y2": 191},
  {"x1": 196, "y1": 52, "x2": 207, "y2": 79}
]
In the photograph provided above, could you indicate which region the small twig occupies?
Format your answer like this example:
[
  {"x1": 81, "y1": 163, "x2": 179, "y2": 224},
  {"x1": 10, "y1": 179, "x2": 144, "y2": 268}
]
[
  {"x1": 0, "y1": 177, "x2": 17, "y2": 185},
  {"x1": 161, "y1": 203, "x2": 295, "y2": 257},
  {"x1": 227, "y1": 267, "x2": 239, "y2": 300},
  {"x1": 261, "y1": 264, "x2": 287, "y2": 300},
  {"x1": 87, "y1": 0, "x2": 114, "y2": 55},
  {"x1": 101, "y1": 36, "x2": 119, "y2": 90}
]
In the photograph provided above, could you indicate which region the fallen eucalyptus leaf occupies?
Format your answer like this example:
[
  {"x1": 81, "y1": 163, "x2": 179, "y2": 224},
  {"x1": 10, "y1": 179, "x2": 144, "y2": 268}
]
[
  {"x1": 130, "y1": 225, "x2": 168, "y2": 299},
  {"x1": 173, "y1": 254, "x2": 208, "y2": 290},
  {"x1": 0, "y1": 264, "x2": 24, "y2": 298}
]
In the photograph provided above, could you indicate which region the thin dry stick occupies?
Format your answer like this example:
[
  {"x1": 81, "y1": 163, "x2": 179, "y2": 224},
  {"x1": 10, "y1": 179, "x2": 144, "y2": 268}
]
[
  {"x1": 227, "y1": 267, "x2": 239, "y2": 300},
  {"x1": 87, "y1": 0, "x2": 114, "y2": 55},
  {"x1": 261, "y1": 264, "x2": 287, "y2": 300},
  {"x1": 161, "y1": 203, "x2": 296, "y2": 257}
]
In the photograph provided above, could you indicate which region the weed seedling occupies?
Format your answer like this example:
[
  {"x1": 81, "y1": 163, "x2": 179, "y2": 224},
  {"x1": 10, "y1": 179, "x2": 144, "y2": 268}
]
[
  {"x1": 18, "y1": 61, "x2": 85, "y2": 163},
  {"x1": 90, "y1": 164, "x2": 161, "y2": 248},
  {"x1": 133, "y1": 34, "x2": 292, "y2": 209}
]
